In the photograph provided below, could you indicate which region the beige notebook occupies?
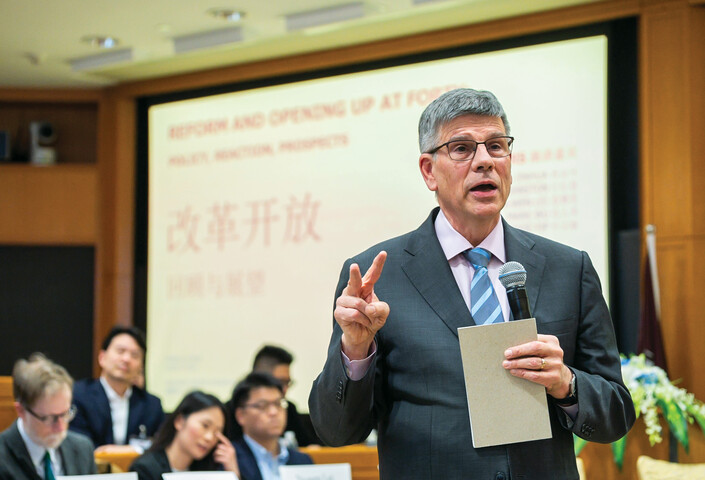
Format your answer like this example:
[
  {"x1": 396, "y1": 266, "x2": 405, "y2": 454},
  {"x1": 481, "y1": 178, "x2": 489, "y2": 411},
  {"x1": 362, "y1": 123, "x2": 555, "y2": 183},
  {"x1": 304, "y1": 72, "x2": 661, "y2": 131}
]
[{"x1": 458, "y1": 318, "x2": 552, "y2": 448}]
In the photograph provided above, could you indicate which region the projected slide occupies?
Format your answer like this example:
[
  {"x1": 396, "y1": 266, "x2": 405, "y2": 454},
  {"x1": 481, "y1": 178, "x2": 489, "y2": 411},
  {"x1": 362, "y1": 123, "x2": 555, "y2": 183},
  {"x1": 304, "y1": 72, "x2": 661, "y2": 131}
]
[{"x1": 147, "y1": 36, "x2": 607, "y2": 409}]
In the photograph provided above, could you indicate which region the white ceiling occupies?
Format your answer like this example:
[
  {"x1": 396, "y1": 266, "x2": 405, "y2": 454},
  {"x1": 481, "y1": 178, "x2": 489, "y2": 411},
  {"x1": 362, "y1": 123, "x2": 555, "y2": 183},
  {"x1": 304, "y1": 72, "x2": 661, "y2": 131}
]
[{"x1": 0, "y1": 0, "x2": 600, "y2": 88}]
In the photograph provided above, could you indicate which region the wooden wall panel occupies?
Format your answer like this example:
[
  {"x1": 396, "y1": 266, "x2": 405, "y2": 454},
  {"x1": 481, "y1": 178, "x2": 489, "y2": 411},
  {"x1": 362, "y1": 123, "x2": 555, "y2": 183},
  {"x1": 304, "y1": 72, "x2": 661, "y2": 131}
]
[
  {"x1": 639, "y1": 4, "x2": 692, "y2": 234},
  {"x1": 639, "y1": 0, "x2": 705, "y2": 400},
  {"x1": 93, "y1": 93, "x2": 136, "y2": 375},
  {"x1": 689, "y1": 7, "x2": 705, "y2": 235},
  {"x1": 0, "y1": 164, "x2": 97, "y2": 244},
  {"x1": 656, "y1": 239, "x2": 693, "y2": 390}
]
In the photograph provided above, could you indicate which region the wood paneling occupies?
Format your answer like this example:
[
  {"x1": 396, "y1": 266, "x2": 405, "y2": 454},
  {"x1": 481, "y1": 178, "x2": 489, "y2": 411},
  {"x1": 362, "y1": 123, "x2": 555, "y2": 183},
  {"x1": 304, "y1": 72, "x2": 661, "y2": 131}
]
[
  {"x1": 0, "y1": 164, "x2": 97, "y2": 244},
  {"x1": 0, "y1": 377, "x2": 15, "y2": 432},
  {"x1": 639, "y1": 1, "x2": 705, "y2": 400},
  {"x1": 580, "y1": 419, "x2": 705, "y2": 480}
]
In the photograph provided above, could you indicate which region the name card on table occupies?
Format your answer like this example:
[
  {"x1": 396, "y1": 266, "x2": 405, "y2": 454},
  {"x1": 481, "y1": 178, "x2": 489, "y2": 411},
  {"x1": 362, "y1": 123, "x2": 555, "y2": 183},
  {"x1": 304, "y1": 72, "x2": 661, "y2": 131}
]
[
  {"x1": 280, "y1": 463, "x2": 352, "y2": 480},
  {"x1": 58, "y1": 474, "x2": 137, "y2": 480},
  {"x1": 162, "y1": 473, "x2": 238, "y2": 480}
]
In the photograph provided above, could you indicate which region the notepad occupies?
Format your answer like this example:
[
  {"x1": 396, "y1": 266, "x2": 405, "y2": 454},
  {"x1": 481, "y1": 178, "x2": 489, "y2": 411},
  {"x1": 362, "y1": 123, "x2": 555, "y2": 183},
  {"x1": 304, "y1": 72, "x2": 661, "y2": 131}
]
[
  {"x1": 458, "y1": 318, "x2": 552, "y2": 448},
  {"x1": 280, "y1": 463, "x2": 352, "y2": 480},
  {"x1": 58, "y1": 474, "x2": 137, "y2": 480}
]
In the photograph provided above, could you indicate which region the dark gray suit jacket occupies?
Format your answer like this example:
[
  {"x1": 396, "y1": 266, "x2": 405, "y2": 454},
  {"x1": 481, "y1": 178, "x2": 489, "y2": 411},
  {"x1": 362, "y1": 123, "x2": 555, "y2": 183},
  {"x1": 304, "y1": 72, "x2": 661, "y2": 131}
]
[
  {"x1": 0, "y1": 421, "x2": 96, "y2": 480},
  {"x1": 309, "y1": 208, "x2": 635, "y2": 480}
]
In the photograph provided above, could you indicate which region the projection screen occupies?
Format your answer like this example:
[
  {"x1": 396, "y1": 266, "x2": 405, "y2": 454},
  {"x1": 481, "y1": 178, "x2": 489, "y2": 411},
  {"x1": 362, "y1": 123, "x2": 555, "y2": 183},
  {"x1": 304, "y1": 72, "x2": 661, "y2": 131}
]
[{"x1": 146, "y1": 35, "x2": 608, "y2": 410}]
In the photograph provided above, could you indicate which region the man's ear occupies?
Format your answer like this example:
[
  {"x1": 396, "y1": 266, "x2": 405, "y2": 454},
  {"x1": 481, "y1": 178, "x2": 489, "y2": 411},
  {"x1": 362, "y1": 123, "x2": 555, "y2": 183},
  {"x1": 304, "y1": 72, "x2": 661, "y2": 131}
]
[
  {"x1": 234, "y1": 408, "x2": 245, "y2": 427},
  {"x1": 97, "y1": 350, "x2": 106, "y2": 369},
  {"x1": 14, "y1": 402, "x2": 25, "y2": 418},
  {"x1": 419, "y1": 154, "x2": 438, "y2": 192}
]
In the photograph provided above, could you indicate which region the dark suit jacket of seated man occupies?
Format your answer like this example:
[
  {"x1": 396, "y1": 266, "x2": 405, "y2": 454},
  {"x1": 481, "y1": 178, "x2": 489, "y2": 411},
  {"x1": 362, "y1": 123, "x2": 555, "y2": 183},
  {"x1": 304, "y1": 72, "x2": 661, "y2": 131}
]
[
  {"x1": 233, "y1": 436, "x2": 313, "y2": 480},
  {"x1": 308, "y1": 88, "x2": 635, "y2": 480},
  {"x1": 0, "y1": 353, "x2": 97, "y2": 479},
  {"x1": 71, "y1": 378, "x2": 164, "y2": 447},
  {"x1": 70, "y1": 326, "x2": 164, "y2": 447},
  {"x1": 0, "y1": 422, "x2": 96, "y2": 479}
]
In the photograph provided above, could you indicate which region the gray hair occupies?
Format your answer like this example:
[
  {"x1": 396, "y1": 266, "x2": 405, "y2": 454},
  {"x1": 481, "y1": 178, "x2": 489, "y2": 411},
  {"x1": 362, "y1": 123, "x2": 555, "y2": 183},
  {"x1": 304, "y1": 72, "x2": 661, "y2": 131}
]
[
  {"x1": 13, "y1": 353, "x2": 73, "y2": 408},
  {"x1": 418, "y1": 88, "x2": 510, "y2": 153}
]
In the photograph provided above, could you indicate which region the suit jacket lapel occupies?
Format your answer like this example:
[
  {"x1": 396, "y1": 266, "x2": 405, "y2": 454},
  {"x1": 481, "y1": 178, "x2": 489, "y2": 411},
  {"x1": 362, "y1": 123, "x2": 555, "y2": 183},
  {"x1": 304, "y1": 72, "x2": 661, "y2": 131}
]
[
  {"x1": 503, "y1": 219, "x2": 545, "y2": 320},
  {"x1": 7, "y1": 422, "x2": 43, "y2": 480},
  {"x1": 401, "y1": 209, "x2": 474, "y2": 337},
  {"x1": 92, "y1": 381, "x2": 114, "y2": 444},
  {"x1": 58, "y1": 437, "x2": 77, "y2": 475},
  {"x1": 127, "y1": 390, "x2": 143, "y2": 438}
]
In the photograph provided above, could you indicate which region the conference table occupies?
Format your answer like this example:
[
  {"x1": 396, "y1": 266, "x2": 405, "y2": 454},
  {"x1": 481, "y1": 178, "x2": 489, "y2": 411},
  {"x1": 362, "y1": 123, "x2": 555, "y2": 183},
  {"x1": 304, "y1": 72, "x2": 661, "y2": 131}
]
[{"x1": 95, "y1": 444, "x2": 379, "y2": 479}]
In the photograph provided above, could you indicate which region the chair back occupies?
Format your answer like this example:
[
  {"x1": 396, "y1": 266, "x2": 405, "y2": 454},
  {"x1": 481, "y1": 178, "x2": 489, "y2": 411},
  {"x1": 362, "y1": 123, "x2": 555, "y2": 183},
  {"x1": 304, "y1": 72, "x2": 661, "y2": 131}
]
[
  {"x1": 637, "y1": 455, "x2": 705, "y2": 480},
  {"x1": 0, "y1": 376, "x2": 16, "y2": 431}
]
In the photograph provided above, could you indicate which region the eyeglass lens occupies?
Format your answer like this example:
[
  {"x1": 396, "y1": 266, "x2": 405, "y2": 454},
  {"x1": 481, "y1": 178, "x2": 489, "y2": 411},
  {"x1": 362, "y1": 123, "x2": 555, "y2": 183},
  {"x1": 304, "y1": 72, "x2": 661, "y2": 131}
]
[{"x1": 446, "y1": 137, "x2": 512, "y2": 161}]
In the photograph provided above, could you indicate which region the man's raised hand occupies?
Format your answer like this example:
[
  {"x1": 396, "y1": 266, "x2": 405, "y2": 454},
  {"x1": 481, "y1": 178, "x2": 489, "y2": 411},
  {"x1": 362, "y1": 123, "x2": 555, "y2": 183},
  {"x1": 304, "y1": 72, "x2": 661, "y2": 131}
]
[{"x1": 335, "y1": 251, "x2": 390, "y2": 360}]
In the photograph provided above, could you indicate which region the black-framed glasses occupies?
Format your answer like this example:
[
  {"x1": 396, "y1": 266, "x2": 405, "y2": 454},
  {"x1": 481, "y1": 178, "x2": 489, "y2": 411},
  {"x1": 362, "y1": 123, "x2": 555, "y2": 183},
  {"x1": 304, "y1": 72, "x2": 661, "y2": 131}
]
[
  {"x1": 243, "y1": 398, "x2": 289, "y2": 412},
  {"x1": 25, "y1": 404, "x2": 76, "y2": 425},
  {"x1": 426, "y1": 136, "x2": 514, "y2": 161}
]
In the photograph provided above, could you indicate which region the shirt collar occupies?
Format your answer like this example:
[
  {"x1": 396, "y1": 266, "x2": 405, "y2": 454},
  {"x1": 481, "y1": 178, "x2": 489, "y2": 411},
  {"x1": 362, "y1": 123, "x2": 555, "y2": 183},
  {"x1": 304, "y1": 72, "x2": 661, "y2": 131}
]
[
  {"x1": 434, "y1": 209, "x2": 506, "y2": 263},
  {"x1": 243, "y1": 434, "x2": 290, "y2": 464},
  {"x1": 17, "y1": 418, "x2": 56, "y2": 471},
  {"x1": 100, "y1": 376, "x2": 132, "y2": 401}
]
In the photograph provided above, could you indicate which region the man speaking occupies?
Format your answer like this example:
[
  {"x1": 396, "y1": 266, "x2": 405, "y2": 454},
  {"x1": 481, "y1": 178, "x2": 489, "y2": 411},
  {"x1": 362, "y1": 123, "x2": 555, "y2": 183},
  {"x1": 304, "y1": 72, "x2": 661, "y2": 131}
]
[{"x1": 309, "y1": 88, "x2": 635, "y2": 479}]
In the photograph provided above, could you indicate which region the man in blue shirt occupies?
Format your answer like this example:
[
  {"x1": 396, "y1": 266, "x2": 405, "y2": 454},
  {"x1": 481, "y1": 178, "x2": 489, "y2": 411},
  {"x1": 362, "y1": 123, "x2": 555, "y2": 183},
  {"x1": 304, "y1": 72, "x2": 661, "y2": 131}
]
[{"x1": 231, "y1": 373, "x2": 312, "y2": 480}]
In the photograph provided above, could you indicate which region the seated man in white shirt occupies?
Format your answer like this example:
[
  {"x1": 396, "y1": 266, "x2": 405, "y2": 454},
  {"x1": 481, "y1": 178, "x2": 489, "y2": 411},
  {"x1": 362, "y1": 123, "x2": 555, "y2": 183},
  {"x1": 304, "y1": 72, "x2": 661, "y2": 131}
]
[
  {"x1": 231, "y1": 373, "x2": 313, "y2": 480},
  {"x1": 0, "y1": 353, "x2": 96, "y2": 479},
  {"x1": 70, "y1": 326, "x2": 164, "y2": 450}
]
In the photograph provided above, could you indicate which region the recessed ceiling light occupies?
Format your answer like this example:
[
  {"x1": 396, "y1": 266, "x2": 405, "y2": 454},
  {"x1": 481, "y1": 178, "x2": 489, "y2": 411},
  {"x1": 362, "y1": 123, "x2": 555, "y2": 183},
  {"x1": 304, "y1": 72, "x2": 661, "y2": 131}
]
[
  {"x1": 81, "y1": 35, "x2": 120, "y2": 49},
  {"x1": 207, "y1": 8, "x2": 245, "y2": 22}
]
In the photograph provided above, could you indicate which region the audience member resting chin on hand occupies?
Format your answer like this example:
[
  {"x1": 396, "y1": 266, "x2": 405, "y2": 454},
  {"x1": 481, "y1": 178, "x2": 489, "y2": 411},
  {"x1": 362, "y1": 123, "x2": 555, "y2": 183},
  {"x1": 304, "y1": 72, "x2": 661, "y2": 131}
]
[{"x1": 130, "y1": 391, "x2": 239, "y2": 480}]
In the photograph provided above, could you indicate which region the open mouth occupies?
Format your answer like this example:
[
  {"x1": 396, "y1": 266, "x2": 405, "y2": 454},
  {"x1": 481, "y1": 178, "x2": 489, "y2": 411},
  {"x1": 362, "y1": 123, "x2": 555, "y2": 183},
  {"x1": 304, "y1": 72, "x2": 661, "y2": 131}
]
[{"x1": 470, "y1": 183, "x2": 497, "y2": 192}]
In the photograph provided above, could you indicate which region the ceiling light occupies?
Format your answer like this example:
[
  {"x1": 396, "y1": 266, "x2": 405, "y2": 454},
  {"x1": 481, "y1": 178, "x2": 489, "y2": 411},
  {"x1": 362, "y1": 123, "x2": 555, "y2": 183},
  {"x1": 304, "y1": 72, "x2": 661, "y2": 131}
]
[
  {"x1": 69, "y1": 48, "x2": 133, "y2": 71},
  {"x1": 173, "y1": 27, "x2": 243, "y2": 54},
  {"x1": 80, "y1": 35, "x2": 120, "y2": 49},
  {"x1": 285, "y1": 2, "x2": 365, "y2": 32},
  {"x1": 208, "y1": 8, "x2": 245, "y2": 22}
]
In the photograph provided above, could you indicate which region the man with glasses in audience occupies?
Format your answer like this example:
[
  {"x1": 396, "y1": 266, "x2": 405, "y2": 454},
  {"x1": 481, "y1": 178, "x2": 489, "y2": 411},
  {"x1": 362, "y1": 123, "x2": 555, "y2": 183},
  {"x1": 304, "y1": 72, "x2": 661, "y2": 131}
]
[
  {"x1": 309, "y1": 88, "x2": 635, "y2": 479},
  {"x1": 0, "y1": 353, "x2": 96, "y2": 479},
  {"x1": 251, "y1": 345, "x2": 320, "y2": 446},
  {"x1": 231, "y1": 373, "x2": 312, "y2": 480}
]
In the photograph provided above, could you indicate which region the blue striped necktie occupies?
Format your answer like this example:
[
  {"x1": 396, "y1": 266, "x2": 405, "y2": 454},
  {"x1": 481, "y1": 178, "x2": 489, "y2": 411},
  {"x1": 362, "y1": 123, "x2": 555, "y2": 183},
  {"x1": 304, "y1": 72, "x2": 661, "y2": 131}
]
[{"x1": 463, "y1": 247, "x2": 502, "y2": 325}]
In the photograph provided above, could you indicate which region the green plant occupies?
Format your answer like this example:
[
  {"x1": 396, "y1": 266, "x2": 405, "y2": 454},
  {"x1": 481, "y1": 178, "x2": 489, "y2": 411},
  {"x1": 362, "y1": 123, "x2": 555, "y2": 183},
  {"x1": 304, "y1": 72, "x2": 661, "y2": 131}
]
[{"x1": 574, "y1": 354, "x2": 705, "y2": 470}]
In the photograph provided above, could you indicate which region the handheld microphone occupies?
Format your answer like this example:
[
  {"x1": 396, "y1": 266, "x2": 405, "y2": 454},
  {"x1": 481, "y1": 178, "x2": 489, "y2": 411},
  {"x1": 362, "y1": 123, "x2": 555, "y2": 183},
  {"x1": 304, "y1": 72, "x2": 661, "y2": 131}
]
[{"x1": 499, "y1": 261, "x2": 532, "y2": 320}]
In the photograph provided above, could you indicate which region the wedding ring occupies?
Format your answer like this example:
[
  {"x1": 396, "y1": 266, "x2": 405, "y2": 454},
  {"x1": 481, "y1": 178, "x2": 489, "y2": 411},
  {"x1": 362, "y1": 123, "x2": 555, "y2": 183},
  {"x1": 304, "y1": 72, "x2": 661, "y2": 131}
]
[{"x1": 540, "y1": 358, "x2": 546, "y2": 370}]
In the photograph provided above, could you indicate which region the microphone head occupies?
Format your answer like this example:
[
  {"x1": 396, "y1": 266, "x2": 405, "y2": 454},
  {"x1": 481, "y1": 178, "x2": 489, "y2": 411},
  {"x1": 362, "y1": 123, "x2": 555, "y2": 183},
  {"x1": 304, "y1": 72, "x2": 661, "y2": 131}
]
[{"x1": 499, "y1": 261, "x2": 527, "y2": 288}]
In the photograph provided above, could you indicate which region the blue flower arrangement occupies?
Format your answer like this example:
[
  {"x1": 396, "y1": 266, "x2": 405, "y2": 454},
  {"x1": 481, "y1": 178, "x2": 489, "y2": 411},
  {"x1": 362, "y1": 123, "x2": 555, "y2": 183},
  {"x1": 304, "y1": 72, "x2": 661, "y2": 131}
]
[{"x1": 574, "y1": 354, "x2": 705, "y2": 469}]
